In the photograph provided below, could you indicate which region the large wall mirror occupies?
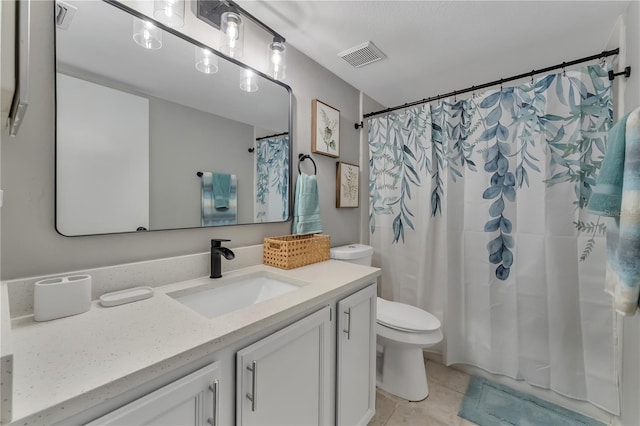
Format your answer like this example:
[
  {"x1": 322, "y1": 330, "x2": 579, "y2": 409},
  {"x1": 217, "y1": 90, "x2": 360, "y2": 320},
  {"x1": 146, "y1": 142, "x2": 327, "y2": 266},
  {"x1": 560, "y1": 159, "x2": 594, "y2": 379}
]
[{"x1": 55, "y1": 0, "x2": 292, "y2": 236}]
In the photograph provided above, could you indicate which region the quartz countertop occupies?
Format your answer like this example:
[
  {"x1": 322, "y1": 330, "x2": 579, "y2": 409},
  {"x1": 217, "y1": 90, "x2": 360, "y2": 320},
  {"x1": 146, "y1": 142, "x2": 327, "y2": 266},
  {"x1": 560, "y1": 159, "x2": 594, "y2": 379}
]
[{"x1": 5, "y1": 260, "x2": 380, "y2": 426}]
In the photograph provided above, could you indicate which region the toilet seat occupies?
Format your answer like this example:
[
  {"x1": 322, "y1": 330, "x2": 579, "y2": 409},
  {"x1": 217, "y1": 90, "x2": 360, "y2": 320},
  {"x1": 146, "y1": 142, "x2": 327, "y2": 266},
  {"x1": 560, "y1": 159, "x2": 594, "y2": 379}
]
[
  {"x1": 377, "y1": 297, "x2": 441, "y2": 333},
  {"x1": 377, "y1": 322, "x2": 443, "y2": 347}
]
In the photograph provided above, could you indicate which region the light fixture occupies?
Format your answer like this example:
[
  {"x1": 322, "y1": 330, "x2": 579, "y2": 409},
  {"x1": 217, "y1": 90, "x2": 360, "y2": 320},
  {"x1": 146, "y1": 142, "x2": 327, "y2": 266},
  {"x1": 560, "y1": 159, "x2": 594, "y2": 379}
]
[
  {"x1": 153, "y1": 0, "x2": 185, "y2": 28},
  {"x1": 195, "y1": 1, "x2": 287, "y2": 75},
  {"x1": 195, "y1": 47, "x2": 219, "y2": 74},
  {"x1": 240, "y1": 69, "x2": 258, "y2": 93},
  {"x1": 221, "y1": 11, "x2": 244, "y2": 58},
  {"x1": 268, "y1": 38, "x2": 286, "y2": 80},
  {"x1": 132, "y1": 18, "x2": 162, "y2": 50}
]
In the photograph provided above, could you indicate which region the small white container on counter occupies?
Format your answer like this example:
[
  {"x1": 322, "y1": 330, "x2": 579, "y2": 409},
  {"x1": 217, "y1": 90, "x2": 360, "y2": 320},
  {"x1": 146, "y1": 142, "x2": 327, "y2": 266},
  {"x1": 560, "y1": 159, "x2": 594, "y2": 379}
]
[{"x1": 34, "y1": 275, "x2": 92, "y2": 321}]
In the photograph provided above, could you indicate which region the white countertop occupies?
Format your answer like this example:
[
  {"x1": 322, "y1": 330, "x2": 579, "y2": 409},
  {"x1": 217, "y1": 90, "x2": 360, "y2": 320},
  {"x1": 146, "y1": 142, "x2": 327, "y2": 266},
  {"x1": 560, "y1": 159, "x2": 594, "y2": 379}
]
[{"x1": 5, "y1": 260, "x2": 380, "y2": 426}]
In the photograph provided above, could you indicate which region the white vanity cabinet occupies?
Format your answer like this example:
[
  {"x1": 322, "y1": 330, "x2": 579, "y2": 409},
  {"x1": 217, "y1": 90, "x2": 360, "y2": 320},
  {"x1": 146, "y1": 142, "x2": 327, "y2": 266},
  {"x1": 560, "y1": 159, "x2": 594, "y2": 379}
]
[
  {"x1": 336, "y1": 283, "x2": 377, "y2": 426},
  {"x1": 42, "y1": 278, "x2": 379, "y2": 426},
  {"x1": 86, "y1": 362, "x2": 222, "y2": 426},
  {"x1": 236, "y1": 306, "x2": 332, "y2": 426}
]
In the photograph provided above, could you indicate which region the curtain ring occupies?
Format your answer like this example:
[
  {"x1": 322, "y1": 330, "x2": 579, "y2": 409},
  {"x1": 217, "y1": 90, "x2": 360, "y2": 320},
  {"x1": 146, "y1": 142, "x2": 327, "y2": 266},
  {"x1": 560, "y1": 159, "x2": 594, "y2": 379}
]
[
  {"x1": 453, "y1": 91, "x2": 457, "y2": 103},
  {"x1": 531, "y1": 71, "x2": 535, "y2": 84},
  {"x1": 562, "y1": 62, "x2": 566, "y2": 77},
  {"x1": 500, "y1": 79, "x2": 504, "y2": 91},
  {"x1": 471, "y1": 86, "x2": 476, "y2": 99}
]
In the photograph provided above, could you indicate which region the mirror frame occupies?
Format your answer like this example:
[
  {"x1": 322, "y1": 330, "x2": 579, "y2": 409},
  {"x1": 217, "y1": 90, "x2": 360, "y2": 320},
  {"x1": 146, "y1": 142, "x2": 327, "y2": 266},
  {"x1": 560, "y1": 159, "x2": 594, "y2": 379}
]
[{"x1": 54, "y1": 0, "x2": 294, "y2": 236}]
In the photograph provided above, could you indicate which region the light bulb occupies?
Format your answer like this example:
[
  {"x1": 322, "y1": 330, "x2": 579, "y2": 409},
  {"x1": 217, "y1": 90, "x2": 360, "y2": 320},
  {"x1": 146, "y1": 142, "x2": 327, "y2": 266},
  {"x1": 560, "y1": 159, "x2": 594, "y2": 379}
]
[
  {"x1": 221, "y1": 12, "x2": 243, "y2": 58},
  {"x1": 153, "y1": 0, "x2": 185, "y2": 28},
  {"x1": 240, "y1": 69, "x2": 258, "y2": 93},
  {"x1": 272, "y1": 51, "x2": 281, "y2": 65},
  {"x1": 133, "y1": 18, "x2": 162, "y2": 50},
  {"x1": 195, "y1": 47, "x2": 219, "y2": 74},
  {"x1": 268, "y1": 41, "x2": 286, "y2": 80},
  {"x1": 227, "y1": 23, "x2": 238, "y2": 48}
]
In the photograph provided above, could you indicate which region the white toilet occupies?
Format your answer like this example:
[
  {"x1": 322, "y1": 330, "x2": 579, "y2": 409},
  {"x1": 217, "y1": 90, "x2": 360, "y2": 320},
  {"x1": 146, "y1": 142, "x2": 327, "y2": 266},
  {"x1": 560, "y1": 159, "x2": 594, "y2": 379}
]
[{"x1": 330, "y1": 244, "x2": 443, "y2": 402}]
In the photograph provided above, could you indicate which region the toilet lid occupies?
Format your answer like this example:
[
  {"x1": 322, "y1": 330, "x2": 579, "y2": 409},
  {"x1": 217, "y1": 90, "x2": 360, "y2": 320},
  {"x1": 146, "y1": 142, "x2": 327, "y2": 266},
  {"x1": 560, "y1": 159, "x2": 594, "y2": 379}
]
[{"x1": 377, "y1": 297, "x2": 441, "y2": 332}]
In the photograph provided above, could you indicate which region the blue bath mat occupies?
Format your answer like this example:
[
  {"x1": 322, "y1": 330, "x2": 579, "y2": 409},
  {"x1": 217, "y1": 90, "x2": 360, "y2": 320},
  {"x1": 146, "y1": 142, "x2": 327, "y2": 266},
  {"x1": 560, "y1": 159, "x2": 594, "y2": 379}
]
[{"x1": 459, "y1": 376, "x2": 605, "y2": 426}]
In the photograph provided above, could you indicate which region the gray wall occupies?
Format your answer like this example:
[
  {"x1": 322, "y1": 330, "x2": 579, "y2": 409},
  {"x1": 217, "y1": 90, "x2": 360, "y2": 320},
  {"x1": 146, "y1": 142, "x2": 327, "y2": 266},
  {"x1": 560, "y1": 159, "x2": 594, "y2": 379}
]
[
  {"x1": 149, "y1": 98, "x2": 254, "y2": 228},
  {"x1": 0, "y1": 1, "x2": 361, "y2": 280}
]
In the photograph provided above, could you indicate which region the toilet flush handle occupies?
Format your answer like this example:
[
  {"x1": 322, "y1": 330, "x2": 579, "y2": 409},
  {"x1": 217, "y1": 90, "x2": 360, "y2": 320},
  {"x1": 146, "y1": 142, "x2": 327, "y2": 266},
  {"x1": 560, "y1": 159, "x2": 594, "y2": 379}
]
[{"x1": 343, "y1": 308, "x2": 352, "y2": 340}]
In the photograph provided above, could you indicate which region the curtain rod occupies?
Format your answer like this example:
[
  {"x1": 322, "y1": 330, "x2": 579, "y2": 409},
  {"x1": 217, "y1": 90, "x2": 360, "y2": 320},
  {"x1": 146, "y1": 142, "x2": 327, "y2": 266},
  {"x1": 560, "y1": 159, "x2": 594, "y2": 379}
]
[
  {"x1": 255, "y1": 131, "x2": 289, "y2": 141},
  {"x1": 356, "y1": 48, "x2": 627, "y2": 126}
]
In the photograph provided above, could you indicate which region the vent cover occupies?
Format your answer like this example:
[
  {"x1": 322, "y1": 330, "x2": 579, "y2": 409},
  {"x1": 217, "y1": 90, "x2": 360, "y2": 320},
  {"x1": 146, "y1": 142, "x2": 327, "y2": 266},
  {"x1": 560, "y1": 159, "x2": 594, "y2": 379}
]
[
  {"x1": 338, "y1": 41, "x2": 386, "y2": 68},
  {"x1": 55, "y1": 0, "x2": 77, "y2": 30}
]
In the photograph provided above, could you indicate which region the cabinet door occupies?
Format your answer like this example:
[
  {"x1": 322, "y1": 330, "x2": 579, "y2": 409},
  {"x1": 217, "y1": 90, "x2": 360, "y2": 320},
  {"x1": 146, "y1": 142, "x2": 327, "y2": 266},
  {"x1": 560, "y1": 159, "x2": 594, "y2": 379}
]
[
  {"x1": 336, "y1": 283, "x2": 377, "y2": 426},
  {"x1": 236, "y1": 306, "x2": 331, "y2": 426},
  {"x1": 86, "y1": 362, "x2": 222, "y2": 426}
]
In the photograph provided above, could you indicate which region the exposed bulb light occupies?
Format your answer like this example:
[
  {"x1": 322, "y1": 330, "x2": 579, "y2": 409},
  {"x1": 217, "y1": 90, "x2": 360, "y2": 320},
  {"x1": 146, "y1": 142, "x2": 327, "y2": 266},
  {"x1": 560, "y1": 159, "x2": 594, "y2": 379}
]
[
  {"x1": 240, "y1": 69, "x2": 258, "y2": 93},
  {"x1": 153, "y1": 0, "x2": 185, "y2": 28},
  {"x1": 132, "y1": 18, "x2": 162, "y2": 50},
  {"x1": 268, "y1": 39, "x2": 286, "y2": 80},
  {"x1": 221, "y1": 11, "x2": 243, "y2": 58},
  {"x1": 195, "y1": 47, "x2": 219, "y2": 74}
]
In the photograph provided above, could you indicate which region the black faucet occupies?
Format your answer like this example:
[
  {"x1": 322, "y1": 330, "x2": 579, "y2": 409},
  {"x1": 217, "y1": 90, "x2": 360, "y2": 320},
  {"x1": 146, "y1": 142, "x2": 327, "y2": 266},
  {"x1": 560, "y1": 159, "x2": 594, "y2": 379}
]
[{"x1": 210, "y1": 239, "x2": 235, "y2": 279}]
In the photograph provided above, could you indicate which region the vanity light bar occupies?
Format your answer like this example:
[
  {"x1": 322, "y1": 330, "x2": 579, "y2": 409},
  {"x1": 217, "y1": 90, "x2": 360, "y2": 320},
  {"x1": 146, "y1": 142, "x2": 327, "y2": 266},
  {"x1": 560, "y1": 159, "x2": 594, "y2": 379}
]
[{"x1": 195, "y1": 0, "x2": 285, "y2": 43}]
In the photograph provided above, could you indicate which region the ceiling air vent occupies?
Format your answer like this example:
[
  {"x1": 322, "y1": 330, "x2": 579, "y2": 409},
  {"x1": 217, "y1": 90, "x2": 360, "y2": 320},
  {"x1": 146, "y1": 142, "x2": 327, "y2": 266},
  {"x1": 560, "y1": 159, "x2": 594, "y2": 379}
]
[
  {"x1": 338, "y1": 41, "x2": 386, "y2": 68},
  {"x1": 55, "y1": 0, "x2": 77, "y2": 30}
]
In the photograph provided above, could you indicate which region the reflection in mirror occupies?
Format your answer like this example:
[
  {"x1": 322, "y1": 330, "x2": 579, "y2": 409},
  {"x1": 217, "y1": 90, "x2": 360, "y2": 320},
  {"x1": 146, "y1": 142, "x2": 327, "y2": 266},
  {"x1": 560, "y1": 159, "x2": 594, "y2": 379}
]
[{"x1": 55, "y1": 0, "x2": 291, "y2": 236}]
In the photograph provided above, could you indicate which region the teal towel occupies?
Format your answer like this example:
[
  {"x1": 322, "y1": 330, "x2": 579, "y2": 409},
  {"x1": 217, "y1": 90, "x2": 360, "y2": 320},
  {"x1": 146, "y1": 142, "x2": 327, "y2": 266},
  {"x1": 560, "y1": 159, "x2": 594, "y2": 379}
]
[
  {"x1": 201, "y1": 172, "x2": 237, "y2": 226},
  {"x1": 602, "y1": 108, "x2": 640, "y2": 315},
  {"x1": 292, "y1": 173, "x2": 323, "y2": 235},
  {"x1": 213, "y1": 173, "x2": 231, "y2": 209},
  {"x1": 587, "y1": 113, "x2": 630, "y2": 216}
]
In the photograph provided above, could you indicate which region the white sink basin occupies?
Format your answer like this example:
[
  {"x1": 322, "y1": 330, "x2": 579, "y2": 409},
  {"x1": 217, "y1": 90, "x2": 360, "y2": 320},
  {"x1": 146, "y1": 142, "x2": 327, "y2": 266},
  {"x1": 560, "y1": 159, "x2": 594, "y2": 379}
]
[{"x1": 169, "y1": 273, "x2": 301, "y2": 319}]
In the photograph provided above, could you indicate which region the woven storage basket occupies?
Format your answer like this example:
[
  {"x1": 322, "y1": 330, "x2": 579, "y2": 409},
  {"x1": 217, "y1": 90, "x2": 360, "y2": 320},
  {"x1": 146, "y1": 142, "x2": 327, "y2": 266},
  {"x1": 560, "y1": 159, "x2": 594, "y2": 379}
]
[{"x1": 263, "y1": 234, "x2": 330, "y2": 270}]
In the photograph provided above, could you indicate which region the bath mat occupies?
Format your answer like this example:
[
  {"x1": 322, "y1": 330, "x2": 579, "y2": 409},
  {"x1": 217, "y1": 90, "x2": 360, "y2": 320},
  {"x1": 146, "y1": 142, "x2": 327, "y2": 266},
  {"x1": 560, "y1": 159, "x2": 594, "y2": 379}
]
[{"x1": 458, "y1": 376, "x2": 605, "y2": 426}]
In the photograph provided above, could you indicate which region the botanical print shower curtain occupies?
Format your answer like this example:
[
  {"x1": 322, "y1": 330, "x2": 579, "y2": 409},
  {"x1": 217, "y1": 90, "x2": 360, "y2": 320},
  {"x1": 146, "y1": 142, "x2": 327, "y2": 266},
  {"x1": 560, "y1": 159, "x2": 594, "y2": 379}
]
[
  {"x1": 368, "y1": 65, "x2": 619, "y2": 413},
  {"x1": 255, "y1": 135, "x2": 289, "y2": 222}
]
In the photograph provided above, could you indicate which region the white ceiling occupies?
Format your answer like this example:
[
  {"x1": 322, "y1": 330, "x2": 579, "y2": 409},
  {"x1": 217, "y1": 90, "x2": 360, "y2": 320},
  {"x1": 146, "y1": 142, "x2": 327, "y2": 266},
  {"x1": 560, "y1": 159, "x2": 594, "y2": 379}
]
[{"x1": 237, "y1": 1, "x2": 631, "y2": 108}]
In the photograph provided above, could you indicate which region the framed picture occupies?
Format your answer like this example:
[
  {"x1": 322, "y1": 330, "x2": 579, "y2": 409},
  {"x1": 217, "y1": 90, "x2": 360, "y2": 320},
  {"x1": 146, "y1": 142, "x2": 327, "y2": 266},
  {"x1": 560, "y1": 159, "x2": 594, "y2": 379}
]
[
  {"x1": 336, "y1": 162, "x2": 359, "y2": 208},
  {"x1": 311, "y1": 99, "x2": 340, "y2": 157}
]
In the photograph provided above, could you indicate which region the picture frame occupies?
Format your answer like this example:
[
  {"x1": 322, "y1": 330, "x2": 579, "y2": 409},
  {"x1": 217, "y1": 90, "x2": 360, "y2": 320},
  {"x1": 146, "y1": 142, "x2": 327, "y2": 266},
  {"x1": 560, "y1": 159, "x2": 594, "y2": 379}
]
[
  {"x1": 311, "y1": 99, "x2": 340, "y2": 158},
  {"x1": 336, "y1": 162, "x2": 359, "y2": 208}
]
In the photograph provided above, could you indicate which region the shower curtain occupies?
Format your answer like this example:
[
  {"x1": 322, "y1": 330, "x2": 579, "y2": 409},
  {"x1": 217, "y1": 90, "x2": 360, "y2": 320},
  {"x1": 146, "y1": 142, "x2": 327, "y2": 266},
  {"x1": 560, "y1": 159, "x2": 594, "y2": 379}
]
[
  {"x1": 255, "y1": 134, "x2": 289, "y2": 222},
  {"x1": 368, "y1": 65, "x2": 619, "y2": 414}
]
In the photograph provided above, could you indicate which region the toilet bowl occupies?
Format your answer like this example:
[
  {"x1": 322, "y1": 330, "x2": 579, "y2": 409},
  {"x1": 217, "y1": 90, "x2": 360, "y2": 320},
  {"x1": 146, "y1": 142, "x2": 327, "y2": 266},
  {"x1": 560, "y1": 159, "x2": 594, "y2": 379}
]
[
  {"x1": 329, "y1": 244, "x2": 443, "y2": 402},
  {"x1": 376, "y1": 297, "x2": 443, "y2": 401}
]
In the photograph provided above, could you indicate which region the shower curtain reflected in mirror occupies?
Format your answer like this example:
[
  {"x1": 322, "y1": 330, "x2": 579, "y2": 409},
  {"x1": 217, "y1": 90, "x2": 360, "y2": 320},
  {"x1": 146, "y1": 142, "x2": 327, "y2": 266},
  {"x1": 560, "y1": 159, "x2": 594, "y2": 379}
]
[
  {"x1": 255, "y1": 134, "x2": 290, "y2": 222},
  {"x1": 368, "y1": 64, "x2": 619, "y2": 414}
]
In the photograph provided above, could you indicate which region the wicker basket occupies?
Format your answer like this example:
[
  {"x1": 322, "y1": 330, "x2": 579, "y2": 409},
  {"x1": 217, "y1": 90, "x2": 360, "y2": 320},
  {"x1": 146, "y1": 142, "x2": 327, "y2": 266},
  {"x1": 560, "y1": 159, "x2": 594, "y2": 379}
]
[{"x1": 263, "y1": 234, "x2": 330, "y2": 270}]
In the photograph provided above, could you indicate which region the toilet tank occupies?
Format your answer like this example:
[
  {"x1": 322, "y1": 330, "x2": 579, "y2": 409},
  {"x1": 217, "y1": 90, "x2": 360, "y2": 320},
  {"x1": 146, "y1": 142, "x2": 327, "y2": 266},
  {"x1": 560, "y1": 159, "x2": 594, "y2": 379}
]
[{"x1": 329, "y1": 244, "x2": 374, "y2": 266}]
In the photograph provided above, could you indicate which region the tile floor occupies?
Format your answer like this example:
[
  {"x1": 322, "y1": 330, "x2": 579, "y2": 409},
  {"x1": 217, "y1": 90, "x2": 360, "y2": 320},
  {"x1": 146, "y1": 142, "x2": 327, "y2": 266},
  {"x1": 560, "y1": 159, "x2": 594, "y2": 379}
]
[{"x1": 369, "y1": 358, "x2": 477, "y2": 426}]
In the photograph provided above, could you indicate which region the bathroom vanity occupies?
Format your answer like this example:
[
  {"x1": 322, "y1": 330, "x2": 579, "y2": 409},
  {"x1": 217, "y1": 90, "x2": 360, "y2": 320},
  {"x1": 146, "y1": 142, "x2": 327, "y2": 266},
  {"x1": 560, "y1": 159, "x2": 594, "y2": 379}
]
[{"x1": 2, "y1": 256, "x2": 380, "y2": 426}]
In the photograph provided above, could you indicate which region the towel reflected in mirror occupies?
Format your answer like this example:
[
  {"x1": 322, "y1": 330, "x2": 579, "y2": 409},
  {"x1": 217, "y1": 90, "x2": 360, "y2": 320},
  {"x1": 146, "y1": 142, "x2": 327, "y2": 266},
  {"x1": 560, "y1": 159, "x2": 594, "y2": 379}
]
[{"x1": 201, "y1": 172, "x2": 237, "y2": 226}]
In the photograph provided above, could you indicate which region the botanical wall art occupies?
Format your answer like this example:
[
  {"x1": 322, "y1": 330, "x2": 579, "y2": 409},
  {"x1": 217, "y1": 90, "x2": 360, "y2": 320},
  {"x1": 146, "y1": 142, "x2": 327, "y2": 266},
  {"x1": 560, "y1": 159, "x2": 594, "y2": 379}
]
[
  {"x1": 312, "y1": 99, "x2": 340, "y2": 157},
  {"x1": 336, "y1": 161, "x2": 359, "y2": 208}
]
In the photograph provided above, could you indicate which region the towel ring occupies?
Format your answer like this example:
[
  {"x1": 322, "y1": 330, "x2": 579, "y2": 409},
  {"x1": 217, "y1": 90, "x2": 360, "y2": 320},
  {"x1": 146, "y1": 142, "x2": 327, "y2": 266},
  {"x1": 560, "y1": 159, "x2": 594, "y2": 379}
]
[{"x1": 298, "y1": 154, "x2": 317, "y2": 175}]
